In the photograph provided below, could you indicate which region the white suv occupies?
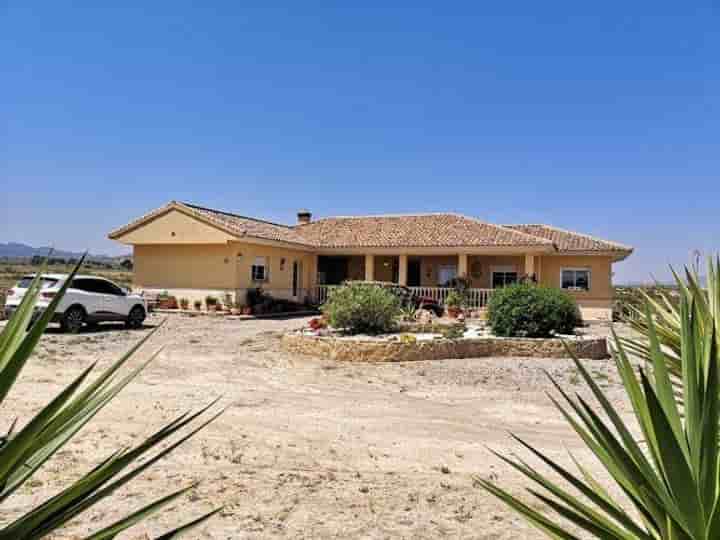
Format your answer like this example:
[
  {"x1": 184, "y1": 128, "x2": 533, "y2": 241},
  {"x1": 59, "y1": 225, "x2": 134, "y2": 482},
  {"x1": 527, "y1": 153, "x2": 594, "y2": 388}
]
[{"x1": 4, "y1": 274, "x2": 147, "y2": 333}]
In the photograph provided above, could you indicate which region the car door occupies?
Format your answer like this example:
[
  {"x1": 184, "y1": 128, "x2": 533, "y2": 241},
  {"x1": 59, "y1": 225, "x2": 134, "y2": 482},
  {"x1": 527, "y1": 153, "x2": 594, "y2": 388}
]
[
  {"x1": 68, "y1": 278, "x2": 103, "y2": 317},
  {"x1": 93, "y1": 279, "x2": 129, "y2": 319}
]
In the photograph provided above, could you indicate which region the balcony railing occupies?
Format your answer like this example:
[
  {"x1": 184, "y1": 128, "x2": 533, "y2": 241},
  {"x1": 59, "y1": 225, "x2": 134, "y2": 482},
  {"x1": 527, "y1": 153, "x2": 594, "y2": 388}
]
[{"x1": 310, "y1": 285, "x2": 494, "y2": 308}]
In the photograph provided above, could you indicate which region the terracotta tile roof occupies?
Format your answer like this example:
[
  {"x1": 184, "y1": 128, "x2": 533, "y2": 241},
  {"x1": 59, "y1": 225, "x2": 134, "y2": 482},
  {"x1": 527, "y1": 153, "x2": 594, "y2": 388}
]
[
  {"x1": 295, "y1": 213, "x2": 553, "y2": 248},
  {"x1": 108, "y1": 201, "x2": 310, "y2": 246},
  {"x1": 504, "y1": 224, "x2": 633, "y2": 254},
  {"x1": 183, "y1": 203, "x2": 310, "y2": 245},
  {"x1": 109, "y1": 201, "x2": 633, "y2": 257}
]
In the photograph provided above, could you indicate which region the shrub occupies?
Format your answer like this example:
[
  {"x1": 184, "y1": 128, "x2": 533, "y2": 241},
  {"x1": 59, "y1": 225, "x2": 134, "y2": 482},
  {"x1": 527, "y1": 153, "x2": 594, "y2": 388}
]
[
  {"x1": 246, "y1": 287, "x2": 265, "y2": 307},
  {"x1": 487, "y1": 283, "x2": 580, "y2": 338},
  {"x1": 445, "y1": 290, "x2": 464, "y2": 308},
  {"x1": 441, "y1": 324, "x2": 465, "y2": 340},
  {"x1": 322, "y1": 282, "x2": 401, "y2": 334}
]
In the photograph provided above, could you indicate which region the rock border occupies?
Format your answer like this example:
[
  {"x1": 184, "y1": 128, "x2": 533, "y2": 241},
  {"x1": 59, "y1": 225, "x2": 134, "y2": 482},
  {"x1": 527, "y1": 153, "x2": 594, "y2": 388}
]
[{"x1": 281, "y1": 333, "x2": 608, "y2": 362}]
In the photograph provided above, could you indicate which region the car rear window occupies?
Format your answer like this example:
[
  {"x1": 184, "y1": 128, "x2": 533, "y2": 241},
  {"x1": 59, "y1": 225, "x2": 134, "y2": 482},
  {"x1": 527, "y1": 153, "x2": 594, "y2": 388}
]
[{"x1": 16, "y1": 277, "x2": 60, "y2": 290}]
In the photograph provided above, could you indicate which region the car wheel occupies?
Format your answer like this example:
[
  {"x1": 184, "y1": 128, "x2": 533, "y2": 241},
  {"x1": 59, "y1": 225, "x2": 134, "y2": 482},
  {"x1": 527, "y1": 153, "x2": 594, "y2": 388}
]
[
  {"x1": 61, "y1": 306, "x2": 85, "y2": 334},
  {"x1": 126, "y1": 306, "x2": 146, "y2": 329}
]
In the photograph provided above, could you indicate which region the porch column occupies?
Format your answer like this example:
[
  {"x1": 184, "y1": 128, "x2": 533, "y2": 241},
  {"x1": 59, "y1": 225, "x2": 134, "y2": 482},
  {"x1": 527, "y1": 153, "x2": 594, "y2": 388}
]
[
  {"x1": 524, "y1": 254, "x2": 535, "y2": 277},
  {"x1": 365, "y1": 254, "x2": 375, "y2": 281},
  {"x1": 398, "y1": 254, "x2": 408, "y2": 285},
  {"x1": 458, "y1": 253, "x2": 468, "y2": 278}
]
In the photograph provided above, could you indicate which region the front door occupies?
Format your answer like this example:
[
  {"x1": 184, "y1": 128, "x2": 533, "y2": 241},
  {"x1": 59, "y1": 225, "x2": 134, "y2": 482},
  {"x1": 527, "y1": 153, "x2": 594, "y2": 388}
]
[
  {"x1": 407, "y1": 259, "x2": 421, "y2": 287},
  {"x1": 292, "y1": 260, "x2": 303, "y2": 299}
]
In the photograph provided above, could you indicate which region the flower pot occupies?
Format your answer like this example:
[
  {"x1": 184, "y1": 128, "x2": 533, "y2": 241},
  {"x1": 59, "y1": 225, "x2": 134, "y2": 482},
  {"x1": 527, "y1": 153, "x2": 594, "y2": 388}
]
[
  {"x1": 242, "y1": 307, "x2": 252, "y2": 315},
  {"x1": 230, "y1": 308, "x2": 241, "y2": 315}
]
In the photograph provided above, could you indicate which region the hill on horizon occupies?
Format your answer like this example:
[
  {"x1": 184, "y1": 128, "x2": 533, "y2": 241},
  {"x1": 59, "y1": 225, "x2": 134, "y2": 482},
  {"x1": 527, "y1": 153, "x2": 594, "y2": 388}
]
[{"x1": 0, "y1": 242, "x2": 130, "y2": 262}]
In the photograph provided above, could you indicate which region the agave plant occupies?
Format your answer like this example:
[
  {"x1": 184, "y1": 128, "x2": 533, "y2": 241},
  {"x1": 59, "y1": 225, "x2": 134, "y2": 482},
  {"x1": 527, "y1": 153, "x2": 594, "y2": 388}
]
[
  {"x1": 0, "y1": 256, "x2": 222, "y2": 538},
  {"x1": 478, "y1": 264, "x2": 720, "y2": 538},
  {"x1": 618, "y1": 256, "x2": 719, "y2": 380}
]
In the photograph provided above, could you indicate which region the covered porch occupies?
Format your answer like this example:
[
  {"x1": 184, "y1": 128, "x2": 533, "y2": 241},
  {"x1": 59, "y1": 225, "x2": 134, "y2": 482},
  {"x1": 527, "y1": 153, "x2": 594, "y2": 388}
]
[{"x1": 312, "y1": 252, "x2": 540, "y2": 307}]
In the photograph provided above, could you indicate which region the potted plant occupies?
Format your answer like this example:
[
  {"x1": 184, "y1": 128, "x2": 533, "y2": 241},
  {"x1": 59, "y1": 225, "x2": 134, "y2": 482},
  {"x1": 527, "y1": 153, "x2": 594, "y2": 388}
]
[
  {"x1": 193, "y1": 299, "x2": 202, "y2": 311},
  {"x1": 230, "y1": 301, "x2": 242, "y2": 315},
  {"x1": 241, "y1": 305, "x2": 252, "y2": 315},
  {"x1": 205, "y1": 295, "x2": 218, "y2": 312},
  {"x1": 157, "y1": 291, "x2": 171, "y2": 309},
  {"x1": 445, "y1": 290, "x2": 463, "y2": 318},
  {"x1": 224, "y1": 293, "x2": 234, "y2": 312},
  {"x1": 179, "y1": 297, "x2": 189, "y2": 310}
]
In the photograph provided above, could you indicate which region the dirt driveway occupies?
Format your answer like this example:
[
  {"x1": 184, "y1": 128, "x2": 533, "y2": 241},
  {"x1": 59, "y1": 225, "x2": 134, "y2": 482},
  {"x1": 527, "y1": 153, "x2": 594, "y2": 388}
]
[{"x1": 3, "y1": 315, "x2": 633, "y2": 539}]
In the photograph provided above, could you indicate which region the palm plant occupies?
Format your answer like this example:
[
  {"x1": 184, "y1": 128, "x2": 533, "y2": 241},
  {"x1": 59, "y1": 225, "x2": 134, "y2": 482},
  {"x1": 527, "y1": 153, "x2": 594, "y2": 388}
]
[
  {"x1": 0, "y1": 256, "x2": 222, "y2": 538},
  {"x1": 478, "y1": 261, "x2": 720, "y2": 539}
]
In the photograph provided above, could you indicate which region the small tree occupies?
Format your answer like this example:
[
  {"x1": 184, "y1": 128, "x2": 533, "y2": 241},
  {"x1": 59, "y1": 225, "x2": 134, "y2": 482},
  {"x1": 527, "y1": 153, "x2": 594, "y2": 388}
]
[{"x1": 322, "y1": 282, "x2": 401, "y2": 334}]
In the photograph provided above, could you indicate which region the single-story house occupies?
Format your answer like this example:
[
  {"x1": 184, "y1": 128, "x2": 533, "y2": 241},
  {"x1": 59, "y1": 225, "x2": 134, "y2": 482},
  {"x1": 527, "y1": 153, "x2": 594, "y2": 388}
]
[{"x1": 108, "y1": 201, "x2": 633, "y2": 320}]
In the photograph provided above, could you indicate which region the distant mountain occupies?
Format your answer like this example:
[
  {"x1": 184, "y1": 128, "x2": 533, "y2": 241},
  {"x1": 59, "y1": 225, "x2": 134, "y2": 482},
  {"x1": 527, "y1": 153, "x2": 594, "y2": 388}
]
[{"x1": 0, "y1": 242, "x2": 129, "y2": 262}]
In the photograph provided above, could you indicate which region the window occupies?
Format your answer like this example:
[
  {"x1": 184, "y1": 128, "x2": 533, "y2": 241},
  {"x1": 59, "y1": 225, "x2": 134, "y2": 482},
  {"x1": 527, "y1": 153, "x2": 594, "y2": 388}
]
[
  {"x1": 251, "y1": 256, "x2": 268, "y2": 282},
  {"x1": 70, "y1": 278, "x2": 124, "y2": 295},
  {"x1": 561, "y1": 268, "x2": 590, "y2": 291},
  {"x1": 437, "y1": 265, "x2": 457, "y2": 286},
  {"x1": 17, "y1": 276, "x2": 59, "y2": 290},
  {"x1": 492, "y1": 271, "x2": 518, "y2": 288}
]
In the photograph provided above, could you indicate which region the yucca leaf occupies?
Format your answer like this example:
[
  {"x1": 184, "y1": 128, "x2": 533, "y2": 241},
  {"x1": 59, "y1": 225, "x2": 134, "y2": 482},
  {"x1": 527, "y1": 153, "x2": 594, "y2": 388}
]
[
  {"x1": 82, "y1": 483, "x2": 198, "y2": 540},
  {"x1": 153, "y1": 507, "x2": 224, "y2": 539},
  {"x1": 639, "y1": 370, "x2": 702, "y2": 537},
  {"x1": 0, "y1": 254, "x2": 85, "y2": 405},
  {"x1": 475, "y1": 478, "x2": 581, "y2": 539}
]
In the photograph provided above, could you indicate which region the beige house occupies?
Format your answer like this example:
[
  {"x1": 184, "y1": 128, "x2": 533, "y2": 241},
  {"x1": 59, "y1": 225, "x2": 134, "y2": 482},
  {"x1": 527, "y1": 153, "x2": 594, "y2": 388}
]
[{"x1": 109, "y1": 201, "x2": 633, "y2": 320}]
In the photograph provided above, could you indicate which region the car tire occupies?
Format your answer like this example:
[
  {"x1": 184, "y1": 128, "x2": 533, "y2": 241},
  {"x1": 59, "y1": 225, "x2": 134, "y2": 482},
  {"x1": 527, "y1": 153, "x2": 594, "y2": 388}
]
[
  {"x1": 126, "y1": 306, "x2": 146, "y2": 329},
  {"x1": 61, "y1": 306, "x2": 85, "y2": 334}
]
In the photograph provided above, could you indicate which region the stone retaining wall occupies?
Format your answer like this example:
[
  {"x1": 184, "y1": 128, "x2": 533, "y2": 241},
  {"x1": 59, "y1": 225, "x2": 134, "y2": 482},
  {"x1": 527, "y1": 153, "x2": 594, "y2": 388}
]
[{"x1": 281, "y1": 333, "x2": 608, "y2": 362}]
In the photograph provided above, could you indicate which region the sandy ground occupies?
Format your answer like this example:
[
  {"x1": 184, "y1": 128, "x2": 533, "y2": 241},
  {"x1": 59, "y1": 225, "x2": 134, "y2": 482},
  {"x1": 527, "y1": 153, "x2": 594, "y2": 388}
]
[{"x1": 1, "y1": 315, "x2": 637, "y2": 539}]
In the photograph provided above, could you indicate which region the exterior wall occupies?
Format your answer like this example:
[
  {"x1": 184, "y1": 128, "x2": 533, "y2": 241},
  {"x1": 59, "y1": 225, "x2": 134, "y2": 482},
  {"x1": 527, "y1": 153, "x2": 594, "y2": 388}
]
[
  {"x1": 117, "y1": 209, "x2": 236, "y2": 244},
  {"x1": 419, "y1": 256, "x2": 457, "y2": 286},
  {"x1": 417, "y1": 255, "x2": 524, "y2": 287},
  {"x1": 134, "y1": 244, "x2": 235, "y2": 289},
  {"x1": 467, "y1": 255, "x2": 524, "y2": 288},
  {"x1": 537, "y1": 255, "x2": 614, "y2": 320},
  {"x1": 133, "y1": 242, "x2": 315, "y2": 305}
]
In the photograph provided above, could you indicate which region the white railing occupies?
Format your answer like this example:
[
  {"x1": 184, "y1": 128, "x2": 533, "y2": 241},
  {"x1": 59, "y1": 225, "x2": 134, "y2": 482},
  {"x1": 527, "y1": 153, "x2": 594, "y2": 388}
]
[
  {"x1": 410, "y1": 287, "x2": 494, "y2": 308},
  {"x1": 466, "y1": 288, "x2": 494, "y2": 308},
  {"x1": 312, "y1": 285, "x2": 493, "y2": 308}
]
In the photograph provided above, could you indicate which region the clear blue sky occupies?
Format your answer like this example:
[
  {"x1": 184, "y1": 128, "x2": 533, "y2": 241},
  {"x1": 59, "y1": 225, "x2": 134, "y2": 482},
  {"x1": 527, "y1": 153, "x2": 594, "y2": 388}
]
[{"x1": 2, "y1": 2, "x2": 718, "y2": 283}]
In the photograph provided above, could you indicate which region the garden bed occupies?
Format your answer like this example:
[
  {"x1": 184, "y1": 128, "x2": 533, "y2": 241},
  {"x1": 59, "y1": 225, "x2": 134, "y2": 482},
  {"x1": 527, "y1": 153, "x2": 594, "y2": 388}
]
[{"x1": 281, "y1": 326, "x2": 608, "y2": 362}]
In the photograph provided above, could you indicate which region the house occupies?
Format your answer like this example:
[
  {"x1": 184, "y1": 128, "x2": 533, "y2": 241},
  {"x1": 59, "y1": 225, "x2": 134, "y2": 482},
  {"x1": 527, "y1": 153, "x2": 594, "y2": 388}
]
[{"x1": 108, "y1": 201, "x2": 633, "y2": 320}]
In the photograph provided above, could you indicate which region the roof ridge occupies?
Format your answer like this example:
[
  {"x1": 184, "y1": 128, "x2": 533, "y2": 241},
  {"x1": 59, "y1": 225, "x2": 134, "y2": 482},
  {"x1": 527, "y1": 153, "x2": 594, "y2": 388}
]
[
  {"x1": 511, "y1": 223, "x2": 633, "y2": 251},
  {"x1": 180, "y1": 202, "x2": 295, "y2": 229},
  {"x1": 297, "y1": 211, "x2": 463, "y2": 223}
]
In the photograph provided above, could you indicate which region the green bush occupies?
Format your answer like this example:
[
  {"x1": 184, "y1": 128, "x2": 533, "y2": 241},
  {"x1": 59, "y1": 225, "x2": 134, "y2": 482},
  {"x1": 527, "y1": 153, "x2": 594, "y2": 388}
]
[
  {"x1": 487, "y1": 283, "x2": 581, "y2": 338},
  {"x1": 322, "y1": 282, "x2": 401, "y2": 334}
]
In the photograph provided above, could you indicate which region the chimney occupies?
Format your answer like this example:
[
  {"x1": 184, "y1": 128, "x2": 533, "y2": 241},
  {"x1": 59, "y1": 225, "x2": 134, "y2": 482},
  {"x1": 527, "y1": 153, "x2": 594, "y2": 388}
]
[{"x1": 297, "y1": 209, "x2": 312, "y2": 224}]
